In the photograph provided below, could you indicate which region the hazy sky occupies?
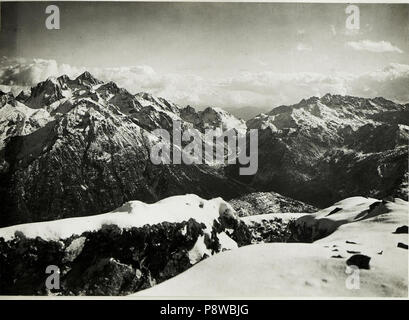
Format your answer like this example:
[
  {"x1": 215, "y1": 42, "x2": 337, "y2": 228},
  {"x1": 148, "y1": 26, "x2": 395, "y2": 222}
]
[{"x1": 1, "y1": 2, "x2": 409, "y2": 109}]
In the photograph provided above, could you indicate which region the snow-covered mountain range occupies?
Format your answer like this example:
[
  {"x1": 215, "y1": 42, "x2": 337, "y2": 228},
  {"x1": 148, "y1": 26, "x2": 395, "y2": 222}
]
[
  {"x1": 0, "y1": 72, "x2": 252, "y2": 227},
  {"x1": 1, "y1": 72, "x2": 408, "y2": 226},
  {"x1": 0, "y1": 72, "x2": 408, "y2": 296},
  {"x1": 1, "y1": 71, "x2": 407, "y2": 228}
]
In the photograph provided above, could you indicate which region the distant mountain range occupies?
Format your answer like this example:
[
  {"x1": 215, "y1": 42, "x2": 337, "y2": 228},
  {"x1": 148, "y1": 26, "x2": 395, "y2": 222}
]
[
  {"x1": 0, "y1": 72, "x2": 408, "y2": 227},
  {"x1": 234, "y1": 94, "x2": 408, "y2": 207}
]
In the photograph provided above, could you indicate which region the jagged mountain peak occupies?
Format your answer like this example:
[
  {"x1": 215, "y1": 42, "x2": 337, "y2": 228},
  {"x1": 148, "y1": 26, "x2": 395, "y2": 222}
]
[
  {"x1": 178, "y1": 105, "x2": 247, "y2": 133},
  {"x1": 134, "y1": 92, "x2": 175, "y2": 108},
  {"x1": 25, "y1": 77, "x2": 66, "y2": 108},
  {"x1": 97, "y1": 81, "x2": 125, "y2": 95},
  {"x1": 183, "y1": 104, "x2": 196, "y2": 112},
  {"x1": 57, "y1": 74, "x2": 71, "y2": 84},
  {"x1": 40, "y1": 76, "x2": 61, "y2": 87},
  {"x1": 200, "y1": 107, "x2": 246, "y2": 131},
  {"x1": 135, "y1": 92, "x2": 173, "y2": 105},
  {"x1": 199, "y1": 106, "x2": 243, "y2": 119},
  {"x1": 133, "y1": 92, "x2": 181, "y2": 117},
  {"x1": 31, "y1": 76, "x2": 66, "y2": 91},
  {"x1": 201, "y1": 106, "x2": 231, "y2": 116},
  {"x1": 75, "y1": 71, "x2": 103, "y2": 86},
  {"x1": 135, "y1": 92, "x2": 155, "y2": 100},
  {"x1": 318, "y1": 93, "x2": 403, "y2": 112}
]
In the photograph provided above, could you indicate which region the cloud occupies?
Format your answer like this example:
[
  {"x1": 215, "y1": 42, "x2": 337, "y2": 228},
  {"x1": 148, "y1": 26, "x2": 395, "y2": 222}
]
[
  {"x1": 218, "y1": 71, "x2": 351, "y2": 107},
  {"x1": 219, "y1": 63, "x2": 409, "y2": 106},
  {"x1": 296, "y1": 43, "x2": 312, "y2": 52},
  {"x1": 349, "y1": 63, "x2": 409, "y2": 103},
  {"x1": 1, "y1": 57, "x2": 409, "y2": 110},
  {"x1": 346, "y1": 40, "x2": 403, "y2": 53},
  {"x1": 0, "y1": 57, "x2": 82, "y2": 86}
]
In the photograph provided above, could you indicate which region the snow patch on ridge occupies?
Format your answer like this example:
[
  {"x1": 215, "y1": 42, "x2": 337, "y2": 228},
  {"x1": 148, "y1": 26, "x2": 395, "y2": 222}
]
[{"x1": 0, "y1": 194, "x2": 236, "y2": 241}]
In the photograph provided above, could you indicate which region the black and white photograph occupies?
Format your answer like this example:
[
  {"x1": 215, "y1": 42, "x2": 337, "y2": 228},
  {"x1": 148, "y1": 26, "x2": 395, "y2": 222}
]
[{"x1": 0, "y1": 1, "x2": 408, "y2": 299}]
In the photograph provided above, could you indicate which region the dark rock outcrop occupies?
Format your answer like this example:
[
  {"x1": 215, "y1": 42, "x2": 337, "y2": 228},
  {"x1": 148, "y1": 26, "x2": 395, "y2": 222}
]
[
  {"x1": 241, "y1": 216, "x2": 298, "y2": 244},
  {"x1": 393, "y1": 225, "x2": 408, "y2": 234},
  {"x1": 0, "y1": 204, "x2": 252, "y2": 295},
  {"x1": 397, "y1": 242, "x2": 408, "y2": 250},
  {"x1": 346, "y1": 254, "x2": 371, "y2": 269}
]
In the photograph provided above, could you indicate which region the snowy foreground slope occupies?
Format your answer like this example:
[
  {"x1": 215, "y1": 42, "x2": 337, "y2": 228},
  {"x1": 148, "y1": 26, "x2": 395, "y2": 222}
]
[
  {"x1": 0, "y1": 194, "x2": 407, "y2": 296},
  {"x1": 0, "y1": 195, "x2": 250, "y2": 295},
  {"x1": 134, "y1": 197, "x2": 408, "y2": 297}
]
